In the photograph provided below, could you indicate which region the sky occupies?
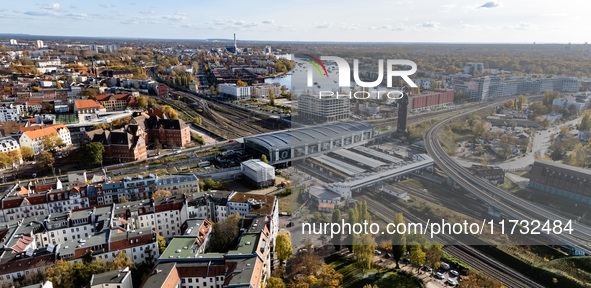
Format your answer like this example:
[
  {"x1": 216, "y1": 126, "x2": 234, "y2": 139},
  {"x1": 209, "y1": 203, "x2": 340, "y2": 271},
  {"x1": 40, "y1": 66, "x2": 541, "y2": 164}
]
[{"x1": 0, "y1": 0, "x2": 589, "y2": 43}]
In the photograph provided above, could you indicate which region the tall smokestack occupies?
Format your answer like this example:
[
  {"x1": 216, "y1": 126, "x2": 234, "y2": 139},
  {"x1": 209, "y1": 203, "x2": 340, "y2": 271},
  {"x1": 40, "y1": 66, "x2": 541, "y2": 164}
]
[{"x1": 234, "y1": 33, "x2": 237, "y2": 48}]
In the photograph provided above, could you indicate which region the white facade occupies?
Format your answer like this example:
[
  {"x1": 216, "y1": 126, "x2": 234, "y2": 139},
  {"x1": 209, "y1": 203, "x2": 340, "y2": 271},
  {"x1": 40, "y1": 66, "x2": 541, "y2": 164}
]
[
  {"x1": 241, "y1": 159, "x2": 275, "y2": 185},
  {"x1": 0, "y1": 108, "x2": 20, "y2": 122},
  {"x1": 0, "y1": 137, "x2": 19, "y2": 153},
  {"x1": 219, "y1": 84, "x2": 250, "y2": 100}
]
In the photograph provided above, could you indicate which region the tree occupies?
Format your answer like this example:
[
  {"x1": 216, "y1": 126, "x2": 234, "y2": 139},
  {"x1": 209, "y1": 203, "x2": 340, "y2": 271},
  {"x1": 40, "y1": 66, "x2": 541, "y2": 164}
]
[
  {"x1": 40, "y1": 151, "x2": 55, "y2": 168},
  {"x1": 560, "y1": 126, "x2": 570, "y2": 136},
  {"x1": 353, "y1": 233, "x2": 376, "y2": 271},
  {"x1": 46, "y1": 260, "x2": 75, "y2": 288},
  {"x1": 120, "y1": 197, "x2": 129, "y2": 203},
  {"x1": 267, "y1": 277, "x2": 286, "y2": 288},
  {"x1": 161, "y1": 105, "x2": 179, "y2": 120},
  {"x1": 42, "y1": 132, "x2": 62, "y2": 151},
  {"x1": 276, "y1": 232, "x2": 293, "y2": 263},
  {"x1": 408, "y1": 245, "x2": 425, "y2": 272},
  {"x1": 269, "y1": 89, "x2": 276, "y2": 106},
  {"x1": 0, "y1": 153, "x2": 12, "y2": 168},
  {"x1": 580, "y1": 110, "x2": 591, "y2": 131},
  {"x1": 209, "y1": 213, "x2": 242, "y2": 252},
  {"x1": 261, "y1": 154, "x2": 268, "y2": 163},
  {"x1": 425, "y1": 244, "x2": 443, "y2": 269},
  {"x1": 315, "y1": 263, "x2": 343, "y2": 288},
  {"x1": 73, "y1": 259, "x2": 107, "y2": 287},
  {"x1": 331, "y1": 209, "x2": 342, "y2": 251},
  {"x1": 193, "y1": 117, "x2": 202, "y2": 125},
  {"x1": 516, "y1": 95, "x2": 527, "y2": 111},
  {"x1": 137, "y1": 96, "x2": 148, "y2": 108},
  {"x1": 111, "y1": 250, "x2": 133, "y2": 270},
  {"x1": 191, "y1": 133, "x2": 204, "y2": 144},
  {"x1": 56, "y1": 80, "x2": 62, "y2": 89},
  {"x1": 7, "y1": 149, "x2": 21, "y2": 165},
  {"x1": 81, "y1": 89, "x2": 97, "y2": 96},
  {"x1": 461, "y1": 270, "x2": 504, "y2": 288},
  {"x1": 20, "y1": 147, "x2": 34, "y2": 160},
  {"x1": 152, "y1": 190, "x2": 172, "y2": 199},
  {"x1": 79, "y1": 142, "x2": 105, "y2": 166},
  {"x1": 157, "y1": 233, "x2": 167, "y2": 253},
  {"x1": 391, "y1": 213, "x2": 406, "y2": 269},
  {"x1": 236, "y1": 80, "x2": 247, "y2": 86}
]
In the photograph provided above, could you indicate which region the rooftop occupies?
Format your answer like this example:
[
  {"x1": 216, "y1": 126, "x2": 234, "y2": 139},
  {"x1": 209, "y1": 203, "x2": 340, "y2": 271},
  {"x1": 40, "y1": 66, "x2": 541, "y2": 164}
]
[
  {"x1": 244, "y1": 121, "x2": 372, "y2": 150},
  {"x1": 90, "y1": 267, "x2": 130, "y2": 285}
]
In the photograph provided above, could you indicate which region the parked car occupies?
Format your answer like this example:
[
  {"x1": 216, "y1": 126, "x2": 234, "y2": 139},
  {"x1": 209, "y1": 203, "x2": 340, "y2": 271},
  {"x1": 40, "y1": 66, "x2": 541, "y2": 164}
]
[
  {"x1": 435, "y1": 272, "x2": 444, "y2": 279},
  {"x1": 423, "y1": 265, "x2": 432, "y2": 272},
  {"x1": 446, "y1": 278, "x2": 456, "y2": 286},
  {"x1": 375, "y1": 250, "x2": 382, "y2": 255},
  {"x1": 440, "y1": 262, "x2": 450, "y2": 270},
  {"x1": 449, "y1": 270, "x2": 459, "y2": 277}
]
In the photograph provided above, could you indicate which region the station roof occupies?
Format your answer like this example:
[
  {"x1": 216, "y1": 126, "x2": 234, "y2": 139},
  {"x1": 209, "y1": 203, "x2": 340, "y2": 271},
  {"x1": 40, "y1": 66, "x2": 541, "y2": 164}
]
[
  {"x1": 309, "y1": 155, "x2": 366, "y2": 177},
  {"x1": 351, "y1": 146, "x2": 404, "y2": 164},
  {"x1": 330, "y1": 149, "x2": 386, "y2": 169},
  {"x1": 244, "y1": 122, "x2": 372, "y2": 150}
]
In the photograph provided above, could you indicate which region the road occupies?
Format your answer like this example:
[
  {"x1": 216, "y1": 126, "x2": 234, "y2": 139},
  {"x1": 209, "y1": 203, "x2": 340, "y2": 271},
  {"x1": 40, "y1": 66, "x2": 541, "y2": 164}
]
[{"x1": 424, "y1": 105, "x2": 591, "y2": 254}]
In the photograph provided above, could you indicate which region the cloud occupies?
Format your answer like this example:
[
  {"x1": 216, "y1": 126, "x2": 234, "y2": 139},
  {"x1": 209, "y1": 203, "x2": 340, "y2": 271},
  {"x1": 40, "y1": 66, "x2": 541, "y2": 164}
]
[
  {"x1": 24, "y1": 10, "x2": 52, "y2": 16},
  {"x1": 44, "y1": 3, "x2": 60, "y2": 10},
  {"x1": 100, "y1": 3, "x2": 113, "y2": 9},
  {"x1": 140, "y1": 9, "x2": 155, "y2": 15},
  {"x1": 66, "y1": 13, "x2": 87, "y2": 19},
  {"x1": 315, "y1": 22, "x2": 332, "y2": 29},
  {"x1": 421, "y1": 21, "x2": 440, "y2": 28},
  {"x1": 441, "y1": 4, "x2": 455, "y2": 12},
  {"x1": 479, "y1": 1, "x2": 500, "y2": 8},
  {"x1": 504, "y1": 22, "x2": 534, "y2": 30},
  {"x1": 162, "y1": 13, "x2": 188, "y2": 23},
  {"x1": 262, "y1": 19, "x2": 275, "y2": 24},
  {"x1": 340, "y1": 23, "x2": 359, "y2": 30}
]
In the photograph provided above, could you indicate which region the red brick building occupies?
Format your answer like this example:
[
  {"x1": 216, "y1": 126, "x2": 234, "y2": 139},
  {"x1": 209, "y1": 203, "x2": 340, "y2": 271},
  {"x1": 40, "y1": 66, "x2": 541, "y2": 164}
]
[
  {"x1": 409, "y1": 89, "x2": 454, "y2": 112},
  {"x1": 85, "y1": 123, "x2": 147, "y2": 163}
]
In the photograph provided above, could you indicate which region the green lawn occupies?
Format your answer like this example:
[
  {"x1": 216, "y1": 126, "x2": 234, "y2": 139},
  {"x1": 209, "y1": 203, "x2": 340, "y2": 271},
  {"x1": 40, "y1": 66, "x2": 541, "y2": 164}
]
[{"x1": 326, "y1": 255, "x2": 423, "y2": 288}]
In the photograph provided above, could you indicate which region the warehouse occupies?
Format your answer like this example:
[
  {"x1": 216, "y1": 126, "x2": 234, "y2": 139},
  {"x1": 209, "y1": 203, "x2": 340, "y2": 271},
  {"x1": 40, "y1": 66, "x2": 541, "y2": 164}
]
[
  {"x1": 240, "y1": 159, "x2": 275, "y2": 188},
  {"x1": 529, "y1": 160, "x2": 591, "y2": 204},
  {"x1": 244, "y1": 122, "x2": 374, "y2": 165},
  {"x1": 351, "y1": 146, "x2": 404, "y2": 164}
]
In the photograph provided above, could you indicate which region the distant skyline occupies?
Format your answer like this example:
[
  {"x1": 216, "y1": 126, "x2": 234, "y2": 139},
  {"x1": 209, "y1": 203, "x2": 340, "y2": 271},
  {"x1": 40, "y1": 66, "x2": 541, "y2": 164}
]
[{"x1": 1, "y1": 0, "x2": 589, "y2": 43}]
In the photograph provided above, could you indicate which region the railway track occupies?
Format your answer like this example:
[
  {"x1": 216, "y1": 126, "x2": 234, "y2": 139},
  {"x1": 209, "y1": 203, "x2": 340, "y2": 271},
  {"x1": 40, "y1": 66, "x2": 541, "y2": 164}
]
[{"x1": 356, "y1": 191, "x2": 545, "y2": 288}]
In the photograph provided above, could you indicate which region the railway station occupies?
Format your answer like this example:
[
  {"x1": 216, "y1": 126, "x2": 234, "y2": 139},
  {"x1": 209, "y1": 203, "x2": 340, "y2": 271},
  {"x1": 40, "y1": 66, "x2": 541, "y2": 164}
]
[{"x1": 243, "y1": 121, "x2": 374, "y2": 165}]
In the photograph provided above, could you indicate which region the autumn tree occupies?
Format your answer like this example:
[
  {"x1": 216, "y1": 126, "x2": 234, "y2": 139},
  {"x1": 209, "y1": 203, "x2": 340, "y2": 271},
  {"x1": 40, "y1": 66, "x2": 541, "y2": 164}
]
[
  {"x1": 391, "y1": 213, "x2": 406, "y2": 269},
  {"x1": 425, "y1": 244, "x2": 443, "y2": 269},
  {"x1": 137, "y1": 96, "x2": 148, "y2": 108},
  {"x1": 161, "y1": 105, "x2": 179, "y2": 120},
  {"x1": 157, "y1": 232, "x2": 167, "y2": 253},
  {"x1": 46, "y1": 260, "x2": 75, "y2": 288},
  {"x1": 353, "y1": 233, "x2": 376, "y2": 271},
  {"x1": 111, "y1": 250, "x2": 133, "y2": 270},
  {"x1": 276, "y1": 231, "x2": 293, "y2": 263},
  {"x1": 152, "y1": 190, "x2": 172, "y2": 199},
  {"x1": 7, "y1": 149, "x2": 21, "y2": 165},
  {"x1": 0, "y1": 153, "x2": 11, "y2": 168},
  {"x1": 269, "y1": 89, "x2": 276, "y2": 106},
  {"x1": 42, "y1": 132, "x2": 63, "y2": 151},
  {"x1": 261, "y1": 154, "x2": 268, "y2": 163},
  {"x1": 236, "y1": 80, "x2": 247, "y2": 86},
  {"x1": 461, "y1": 270, "x2": 504, "y2": 288},
  {"x1": 267, "y1": 277, "x2": 286, "y2": 288},
  {"x1": 20, "y1": 147, "x2": 34, "y2": 160},
  {"x1": 408, "y1": 245, "x2": 425, "y2": 272},
  {"x1": 40, "y1": 151, "x2": 55, "y2": 168}
]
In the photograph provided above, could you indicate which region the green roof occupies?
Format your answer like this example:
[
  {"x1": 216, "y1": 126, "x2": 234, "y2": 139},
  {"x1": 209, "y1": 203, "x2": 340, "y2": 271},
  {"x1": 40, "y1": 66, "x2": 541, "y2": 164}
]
[
  {"x1": 159, "y1": 238, "x2": 198, "y2": 260},
  {"x1": 227, "y1": 233, "x2": 259, "y2": 255}
]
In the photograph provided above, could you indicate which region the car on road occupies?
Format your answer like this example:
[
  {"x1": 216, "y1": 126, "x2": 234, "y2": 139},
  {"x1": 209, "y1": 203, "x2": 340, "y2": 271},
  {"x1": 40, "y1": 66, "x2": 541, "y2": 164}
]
[
  {"x1": 375, "y1": 249, "x2": 382, "y2": 255},
  {"x1": 449, "y1": 270, "x2": 459, "y2": 277},
  {"x1": 385, "y1": 253, "x2": 392, "y2": 258},
  {"x1": 446, "y1": 278, "x2": 456, "y2": 286},
  {"x1": 422, "y1": 265, "x2": 432, "y2": 272},
  {"x1": 435, "y1": 272, "x2": 444, "y2": 279}
]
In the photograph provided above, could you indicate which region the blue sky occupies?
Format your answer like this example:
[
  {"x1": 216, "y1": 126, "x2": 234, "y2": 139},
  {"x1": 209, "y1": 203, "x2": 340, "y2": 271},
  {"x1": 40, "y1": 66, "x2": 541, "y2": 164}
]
[{"x1": 0, "y1": 0, "x2": 588, "y2": 43}]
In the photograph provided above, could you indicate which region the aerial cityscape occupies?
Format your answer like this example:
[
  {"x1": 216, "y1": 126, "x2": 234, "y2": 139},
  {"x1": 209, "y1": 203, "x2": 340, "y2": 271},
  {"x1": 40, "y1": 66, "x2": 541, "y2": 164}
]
[{"x1": 0, "y1": 1, "x2": 590, "y2": 288}]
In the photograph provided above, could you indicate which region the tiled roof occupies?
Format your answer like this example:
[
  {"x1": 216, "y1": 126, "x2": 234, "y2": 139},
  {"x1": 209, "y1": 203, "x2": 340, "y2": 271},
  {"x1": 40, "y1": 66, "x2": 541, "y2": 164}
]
[{"x1": 75, "y1": 99, "x2": 104, "y2": 109}]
